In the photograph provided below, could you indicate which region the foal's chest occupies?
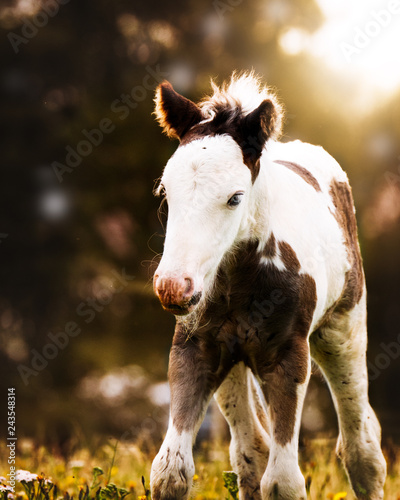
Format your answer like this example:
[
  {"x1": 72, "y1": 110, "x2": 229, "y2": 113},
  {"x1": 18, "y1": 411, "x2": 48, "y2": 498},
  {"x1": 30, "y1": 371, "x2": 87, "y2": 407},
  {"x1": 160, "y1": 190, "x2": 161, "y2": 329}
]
[{"x1": 199, "y1": 239, "x2": 318, "y2": 372}]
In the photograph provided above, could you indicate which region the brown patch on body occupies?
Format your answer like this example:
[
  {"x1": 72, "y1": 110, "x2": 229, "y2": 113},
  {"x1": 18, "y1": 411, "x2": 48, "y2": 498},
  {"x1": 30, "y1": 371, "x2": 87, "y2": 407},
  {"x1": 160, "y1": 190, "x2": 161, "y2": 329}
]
[
  {"x1": 261, "y1": 269, "x2": 315, "y2": 446},
  {"x1": 264, "y1": 336, "x2": 309, "y2": 446},
  {"x1": 274, "y1": 160, "x2": 321, "y2": 192},
  {"x1": 297, "y1": 274, "x2": 318, "y2": 336},
  {"x1": 329, "y1": 180, "x2": 364, "y2": 312},
  {"x1": 263, "y1": 233, "x2": 276, "y2": 258},
  {"x1": 278, "y1": 241, "x2": 300, "y2": 273}
]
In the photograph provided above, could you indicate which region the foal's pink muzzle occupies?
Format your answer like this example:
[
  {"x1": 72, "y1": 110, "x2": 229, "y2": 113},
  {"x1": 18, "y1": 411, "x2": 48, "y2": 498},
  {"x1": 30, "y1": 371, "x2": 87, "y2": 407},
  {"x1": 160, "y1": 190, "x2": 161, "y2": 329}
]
[{"x1": 153, "y1": 273, "x2": 202, "y2": 315}]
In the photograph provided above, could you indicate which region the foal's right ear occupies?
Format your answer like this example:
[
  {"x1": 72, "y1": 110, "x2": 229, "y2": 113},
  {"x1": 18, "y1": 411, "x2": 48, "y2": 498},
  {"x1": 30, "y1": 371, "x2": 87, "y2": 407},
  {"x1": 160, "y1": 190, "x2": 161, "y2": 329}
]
[{"x1": 154, "y1": 81, "x2": 203, "y2": 140}]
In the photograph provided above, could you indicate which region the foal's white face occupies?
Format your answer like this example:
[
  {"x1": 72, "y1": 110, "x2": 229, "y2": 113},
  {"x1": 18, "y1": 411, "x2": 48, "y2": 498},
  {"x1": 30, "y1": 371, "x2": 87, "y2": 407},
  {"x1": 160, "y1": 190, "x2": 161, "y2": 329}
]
[{"x1": 154, "y1": 135, "x2": 253, "y2": 315}]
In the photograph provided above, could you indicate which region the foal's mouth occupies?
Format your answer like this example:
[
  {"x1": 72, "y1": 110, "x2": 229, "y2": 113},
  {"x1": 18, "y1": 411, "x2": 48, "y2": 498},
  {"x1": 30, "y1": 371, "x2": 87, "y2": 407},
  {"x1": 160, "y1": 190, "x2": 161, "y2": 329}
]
[{"x1": 162, "y1": 291, "x2": 202, "y2": 316}]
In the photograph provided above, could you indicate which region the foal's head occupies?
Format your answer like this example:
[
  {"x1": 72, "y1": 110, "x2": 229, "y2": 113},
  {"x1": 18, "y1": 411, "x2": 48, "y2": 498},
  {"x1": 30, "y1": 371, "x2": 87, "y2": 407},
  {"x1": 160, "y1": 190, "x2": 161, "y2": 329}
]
[{"x1": 153, "y1": 73, "x2": 283, "y2": 316}]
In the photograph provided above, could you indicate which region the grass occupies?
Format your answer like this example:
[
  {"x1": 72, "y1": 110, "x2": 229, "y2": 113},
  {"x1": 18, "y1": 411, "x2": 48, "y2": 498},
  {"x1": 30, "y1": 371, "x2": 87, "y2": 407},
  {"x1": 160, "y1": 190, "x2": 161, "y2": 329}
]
[{"x1": 1, "y1": 437, "x2": 400, "y2": 499}]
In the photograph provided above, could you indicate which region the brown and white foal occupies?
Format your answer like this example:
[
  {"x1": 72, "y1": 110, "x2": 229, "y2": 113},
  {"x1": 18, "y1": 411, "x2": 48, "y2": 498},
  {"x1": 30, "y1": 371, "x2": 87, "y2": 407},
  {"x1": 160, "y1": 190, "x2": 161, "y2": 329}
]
[{"x1": 150, "y1": 73, "x2": 386, "y2": 499}]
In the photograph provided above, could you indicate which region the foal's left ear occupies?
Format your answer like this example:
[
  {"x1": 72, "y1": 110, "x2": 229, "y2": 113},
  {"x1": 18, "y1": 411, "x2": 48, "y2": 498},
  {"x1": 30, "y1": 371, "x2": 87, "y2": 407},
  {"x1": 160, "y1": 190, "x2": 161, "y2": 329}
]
[
  {"x1": 243, "y1": 99, "x2": 281, "y2": 142},
  {"x1": 238, "y1": 99, "x2": 282, "y2": 180},
  {"x1": 240, "y1": 99, "x2": 281, "y2": 156},
  {"x1": 154, "y1": 81, "x2": 203, "y2": 140}
]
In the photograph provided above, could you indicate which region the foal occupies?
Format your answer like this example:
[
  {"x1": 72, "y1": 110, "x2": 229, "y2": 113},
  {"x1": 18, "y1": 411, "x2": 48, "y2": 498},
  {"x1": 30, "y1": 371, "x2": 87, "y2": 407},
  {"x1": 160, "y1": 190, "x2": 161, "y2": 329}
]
[{"x1": 149, "y1": 73, "x2": 386, "y2": 499}]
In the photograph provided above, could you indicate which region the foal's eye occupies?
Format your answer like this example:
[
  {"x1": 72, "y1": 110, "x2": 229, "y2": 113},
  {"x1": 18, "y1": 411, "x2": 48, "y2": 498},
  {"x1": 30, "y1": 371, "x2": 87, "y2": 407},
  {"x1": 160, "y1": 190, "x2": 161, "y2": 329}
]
[{"x1": 227, "y1": 192, "x2": 244, "y2": 208}]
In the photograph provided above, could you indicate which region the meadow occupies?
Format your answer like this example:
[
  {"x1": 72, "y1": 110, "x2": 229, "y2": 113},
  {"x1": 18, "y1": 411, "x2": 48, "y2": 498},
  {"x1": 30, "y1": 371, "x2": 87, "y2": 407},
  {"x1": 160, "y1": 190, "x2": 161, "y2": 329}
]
[{"x1": 1, "y1": 437, "x2": 400, "y2": 500}]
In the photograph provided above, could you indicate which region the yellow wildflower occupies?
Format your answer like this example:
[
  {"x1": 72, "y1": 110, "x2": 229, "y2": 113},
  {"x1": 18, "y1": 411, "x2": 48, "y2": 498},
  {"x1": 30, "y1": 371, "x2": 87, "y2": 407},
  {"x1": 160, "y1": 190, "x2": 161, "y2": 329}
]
[
  {"x1": 333, "y1": 493, "x2": 347, "y2": 500},
  {"x1": 64, "y1": 475, "x2": 76, "y2": 488},
  {"x1": 193, "y1": 474, "x2": 199, "y2": 481}
]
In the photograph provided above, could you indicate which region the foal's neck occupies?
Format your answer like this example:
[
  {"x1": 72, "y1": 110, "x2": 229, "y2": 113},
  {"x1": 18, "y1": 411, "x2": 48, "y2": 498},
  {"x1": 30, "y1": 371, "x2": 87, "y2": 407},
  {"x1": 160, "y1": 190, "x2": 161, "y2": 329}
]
[{"x1": 239, "y1": 157, "x2": 272, "y2": 245}]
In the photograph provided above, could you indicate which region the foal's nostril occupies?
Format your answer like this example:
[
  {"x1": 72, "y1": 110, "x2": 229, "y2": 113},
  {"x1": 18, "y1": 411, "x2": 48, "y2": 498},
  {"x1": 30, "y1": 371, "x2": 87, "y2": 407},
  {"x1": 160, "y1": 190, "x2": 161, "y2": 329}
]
[
  {"x1": 187, "y1": 291, "x2": 202, "y2": 307},
  {"x1": 184, "y1": 277, "x2": 193, "y2": 296}
]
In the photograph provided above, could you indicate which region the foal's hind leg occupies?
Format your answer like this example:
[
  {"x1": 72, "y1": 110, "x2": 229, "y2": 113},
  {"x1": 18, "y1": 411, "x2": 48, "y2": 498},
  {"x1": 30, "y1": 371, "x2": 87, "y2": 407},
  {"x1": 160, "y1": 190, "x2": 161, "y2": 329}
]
[
  {"x1": 310, "y1": 295, "x2": 386, "y2": 499},
  {"x1": 215, "y1": 362, "x2": 270, "y2": 500}
]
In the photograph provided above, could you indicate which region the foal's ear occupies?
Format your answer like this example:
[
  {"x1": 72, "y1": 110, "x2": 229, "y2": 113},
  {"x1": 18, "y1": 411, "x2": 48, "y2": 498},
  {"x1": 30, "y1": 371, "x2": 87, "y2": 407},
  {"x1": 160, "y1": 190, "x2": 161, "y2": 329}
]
[
  {"x1": 154, "y1": 81, "x2": 203, "y2": 140},
  {"x1": 238, "y1": 99, "x2": 282, "y2": 179},
  {"x1": 241, "y1": 99, "x2": 281, "y2": 152}
]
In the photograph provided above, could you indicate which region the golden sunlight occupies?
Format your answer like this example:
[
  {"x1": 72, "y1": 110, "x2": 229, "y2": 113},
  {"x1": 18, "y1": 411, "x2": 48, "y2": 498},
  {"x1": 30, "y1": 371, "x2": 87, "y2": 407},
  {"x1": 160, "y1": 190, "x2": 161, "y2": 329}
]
[{"x1": 279, "y1": 0, "x2": 400, "y2": 110}]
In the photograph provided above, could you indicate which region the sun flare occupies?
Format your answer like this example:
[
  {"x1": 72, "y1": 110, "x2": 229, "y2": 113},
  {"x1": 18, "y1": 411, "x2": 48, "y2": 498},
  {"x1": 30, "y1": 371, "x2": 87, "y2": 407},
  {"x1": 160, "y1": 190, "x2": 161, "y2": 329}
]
[{"x1": 279, "y1": 0, "x2": 400, "y2": 109}]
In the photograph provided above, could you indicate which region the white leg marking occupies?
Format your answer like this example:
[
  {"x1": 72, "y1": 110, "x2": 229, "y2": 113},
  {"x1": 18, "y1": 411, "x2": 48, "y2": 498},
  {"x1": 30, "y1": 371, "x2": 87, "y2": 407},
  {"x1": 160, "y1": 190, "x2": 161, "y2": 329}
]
[
  {"x1": 261, "y1": 441, "x2": 306, "y2": 500},
  {"x1": 150, "y1": 424, "x2": 194, "y2": 500}
]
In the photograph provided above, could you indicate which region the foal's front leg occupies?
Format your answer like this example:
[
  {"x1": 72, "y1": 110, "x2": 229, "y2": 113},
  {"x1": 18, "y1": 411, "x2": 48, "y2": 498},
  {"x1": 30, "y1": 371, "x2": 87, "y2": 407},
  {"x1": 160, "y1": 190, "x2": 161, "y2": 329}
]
[
  {"x1": 150, "y1": 326, "x2": 223, "y2": 500},
  {"x1": 259, "y1": 337, "x2": 311, "y2": 500}
]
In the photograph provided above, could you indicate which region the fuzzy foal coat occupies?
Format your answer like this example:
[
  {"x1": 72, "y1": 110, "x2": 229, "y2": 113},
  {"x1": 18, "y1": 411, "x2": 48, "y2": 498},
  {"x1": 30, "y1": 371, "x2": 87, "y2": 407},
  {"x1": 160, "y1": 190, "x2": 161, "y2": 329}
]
[{"x1": 149, "y1": 74, "x2": 386, "y2": 500}]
